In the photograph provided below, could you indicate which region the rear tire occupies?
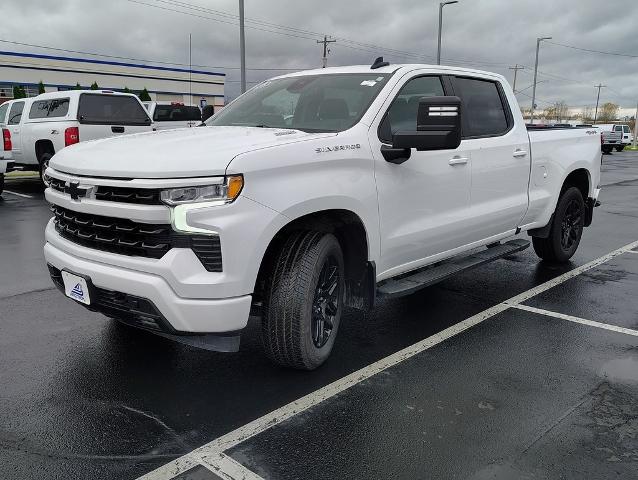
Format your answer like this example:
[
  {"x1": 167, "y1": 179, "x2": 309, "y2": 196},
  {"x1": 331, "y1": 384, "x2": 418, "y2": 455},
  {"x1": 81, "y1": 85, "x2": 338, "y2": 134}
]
[
  {"x1": 0, "y1": 173, "x2": 4, "y2": 195},
  {"x1": 261, "y1": 231, "x2": 344, "y2": 370},
  {"x1": 39, "y1": 152, "x2": 53, "y2": 186},
  {"x1": 532, "y1": 187, "x2": 585, "y2": 263},
  {"x1": 602, "y1": 146, "x2": 613, "y2": 154},
  {"x1": 615, "y1": 146, "x2": 624, "y2": 152}
]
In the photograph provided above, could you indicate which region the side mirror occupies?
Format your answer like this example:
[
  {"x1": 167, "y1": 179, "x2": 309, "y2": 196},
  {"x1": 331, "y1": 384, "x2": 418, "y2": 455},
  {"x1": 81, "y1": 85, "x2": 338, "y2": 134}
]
[
  {"x1": 201, "y1": 105, "x2": 215, "y2": 122},
  {"x1": 382, "y1": 96, "x2": 462, "y2": 164}
]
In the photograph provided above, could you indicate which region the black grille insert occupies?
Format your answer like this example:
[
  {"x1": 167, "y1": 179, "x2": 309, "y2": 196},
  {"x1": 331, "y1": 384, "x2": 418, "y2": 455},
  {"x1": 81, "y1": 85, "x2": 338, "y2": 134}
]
[
  {"x1": 94, "y1": 186, "x2": 162, "y2": 205},
  {"x1": 52, "y1": 206, "x2": 222, "y2": 271}
]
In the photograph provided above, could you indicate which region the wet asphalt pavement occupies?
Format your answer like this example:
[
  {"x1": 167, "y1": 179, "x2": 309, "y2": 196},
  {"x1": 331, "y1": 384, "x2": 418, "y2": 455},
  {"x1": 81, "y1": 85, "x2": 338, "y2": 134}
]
[{"x1": 1, "y1": 151, "x2": 638, "y2": 480}]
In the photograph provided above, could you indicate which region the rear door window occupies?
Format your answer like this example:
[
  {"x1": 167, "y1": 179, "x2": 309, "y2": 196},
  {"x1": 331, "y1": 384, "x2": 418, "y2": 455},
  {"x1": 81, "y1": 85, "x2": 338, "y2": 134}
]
[
  {"x1": 0, "y1": 103, "x2": 8, "y2": 124},
  {"x1": 153, "y1": 105, "x2": 201, "y2": 122},
  {"x1": 78, "y1": 94, "x2": 151, "y2": 125},
  {"x1": 8, "y1": 101, "x2": 25, "y2": 125},
  {"x1": 29, "y1": 98, "x2": 70, "y2": 119},
  {"x1": 451, "y1": 77, "x2": 511, "y2": 138}
]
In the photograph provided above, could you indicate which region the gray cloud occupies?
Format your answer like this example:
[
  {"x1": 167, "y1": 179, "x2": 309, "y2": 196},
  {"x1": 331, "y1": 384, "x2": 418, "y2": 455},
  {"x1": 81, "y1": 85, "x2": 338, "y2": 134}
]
[{"x1": 2, "y1": 0, "x2": 637, "y2": 113}]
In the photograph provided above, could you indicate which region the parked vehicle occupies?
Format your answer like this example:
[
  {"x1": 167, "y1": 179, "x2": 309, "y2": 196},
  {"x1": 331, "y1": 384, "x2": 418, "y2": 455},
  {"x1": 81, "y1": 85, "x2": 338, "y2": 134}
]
[
  {"x1": 595, "y1": 123, "x2": 632, "y2": 151},
  {"x1": 0, "y1": 100, "x2": 14, "y2": 195},
  {"x1": 596, "y1": 124, "x2": 624, "y2": 154},
  {"x1": 143, "y1": 102, "x2": 202, "y2": 130},
  {"x1": 44, "y1": 61, "x2": 602, "y2": 369},
  {"x1": 10, "y1": 90, "x2": 152, "y2": 182}
]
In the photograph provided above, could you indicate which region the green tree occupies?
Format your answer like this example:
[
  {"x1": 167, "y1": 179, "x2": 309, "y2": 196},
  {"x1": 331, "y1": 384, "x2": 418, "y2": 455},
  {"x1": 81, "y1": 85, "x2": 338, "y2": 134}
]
[
  {"x1": 138, "y1": 88, "x2": 152, "y2": 101},
  {"x1": 12, "y1": 85, "x2": 26, "y2": 99},
  {"x1": 38, "y1": 81, "x2": 46, "y2": 94},
  {"x1": 123, "y1": 86, "x2": 131, "y2": 93},
  {"x1": 74, "y1": 83, "x2": 82, "y2": 90},
  {"x1": 90, "y1": 82, "x2": 99, "y2": 90}
]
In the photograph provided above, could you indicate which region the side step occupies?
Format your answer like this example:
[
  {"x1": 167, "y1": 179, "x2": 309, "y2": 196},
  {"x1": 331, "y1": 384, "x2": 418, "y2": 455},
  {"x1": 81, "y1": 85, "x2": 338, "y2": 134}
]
[{"x1": 377, "y1": 239, "x2": 530, "y2": 298}]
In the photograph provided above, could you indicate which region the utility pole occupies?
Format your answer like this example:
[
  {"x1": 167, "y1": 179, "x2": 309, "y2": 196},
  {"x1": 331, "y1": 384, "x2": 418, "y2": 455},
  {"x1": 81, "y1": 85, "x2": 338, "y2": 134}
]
[
  {"x1": 239, "y1": 0, "x2": 246, "y2": 94},
  {"x1": 188, "y1": 33, "x2": 192, "y2": 106},
  {"x1": 633, "y1": 101, "x2": 638, "y2": 148},
  {"x1": 593, "y1": 83, "x2": 606, "y2": 124},
  {"x1": 317, "y1": 35, "x2": 336, "y2": 68},
  {"x1": 509, "y1": 64, "x2": 524, "y2": 93},
  {"x1": 437, "y1": 1, "x2": 459, "y2": 65},
  {"x1": 530, "y1": 36, "x2": 552, "y2": 124}
]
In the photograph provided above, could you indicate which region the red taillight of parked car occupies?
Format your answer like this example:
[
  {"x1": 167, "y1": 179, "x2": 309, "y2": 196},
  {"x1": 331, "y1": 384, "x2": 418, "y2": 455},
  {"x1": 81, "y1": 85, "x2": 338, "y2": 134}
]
[
  {"x1": 2, "y1": 128, "x2": 11, "y2": 151},
  {"x1": 64, "y1": 127, "x2": 79, "y2": 147}
]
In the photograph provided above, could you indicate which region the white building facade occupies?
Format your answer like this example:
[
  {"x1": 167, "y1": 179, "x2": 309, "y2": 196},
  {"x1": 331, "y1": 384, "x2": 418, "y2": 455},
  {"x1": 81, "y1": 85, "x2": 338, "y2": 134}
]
[{"x1": 0, "y1": 50, "x2": 224, "y2": 108}]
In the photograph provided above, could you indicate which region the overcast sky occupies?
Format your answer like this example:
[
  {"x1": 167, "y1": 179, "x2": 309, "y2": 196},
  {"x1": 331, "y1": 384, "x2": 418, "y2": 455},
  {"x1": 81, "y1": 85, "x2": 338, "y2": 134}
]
[{"x1": 2, "y1": 0, "x2": 637, "y2": 114}]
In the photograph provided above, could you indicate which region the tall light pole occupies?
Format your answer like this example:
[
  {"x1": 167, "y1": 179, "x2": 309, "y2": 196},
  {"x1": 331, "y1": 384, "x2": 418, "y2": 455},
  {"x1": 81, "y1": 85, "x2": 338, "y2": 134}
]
[
  {"x1": 633, "y1": 101, "x2": 638, "y2": 149},
  {"x1": 239, "y1": 0, "x2": 246, "y2": 94},
  {"x1": 593, "y1": 83, "x2": 606, "y2": 124},
  {"x1": 530, "y1": 36, "x2": 552, "y2": 124},
  {"x1": 437, "y1": 1, "x2": 458, "y2": 65}
]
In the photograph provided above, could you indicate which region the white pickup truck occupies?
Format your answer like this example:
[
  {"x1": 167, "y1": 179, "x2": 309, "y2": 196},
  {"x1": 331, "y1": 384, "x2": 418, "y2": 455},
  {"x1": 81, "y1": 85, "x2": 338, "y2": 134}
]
[
  {"x1": 143, "y1": 101, "x2": 202, "y2": 130},
  {"x1": 7, "y1": 90, "x2": 152, "y2": 181},
  {"x1": 44, "y1": 61, "x2": 602, "y2": 369}
]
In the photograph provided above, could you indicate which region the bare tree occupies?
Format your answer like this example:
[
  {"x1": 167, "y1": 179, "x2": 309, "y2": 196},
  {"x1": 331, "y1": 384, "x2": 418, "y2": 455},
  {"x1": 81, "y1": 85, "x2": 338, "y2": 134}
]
[
  {"x1": 580, "y1": 106, "x2": 594, "y2": 122},
  {"x1": 597, "y1": 102, "x2": 619, "y2": 123}
]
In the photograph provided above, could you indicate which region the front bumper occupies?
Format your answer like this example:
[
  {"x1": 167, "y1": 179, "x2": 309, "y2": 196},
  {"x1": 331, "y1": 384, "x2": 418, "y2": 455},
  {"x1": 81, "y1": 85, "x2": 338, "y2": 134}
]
[{"x1": 44, "y1": 238, "x2": 252, "y2": 334}]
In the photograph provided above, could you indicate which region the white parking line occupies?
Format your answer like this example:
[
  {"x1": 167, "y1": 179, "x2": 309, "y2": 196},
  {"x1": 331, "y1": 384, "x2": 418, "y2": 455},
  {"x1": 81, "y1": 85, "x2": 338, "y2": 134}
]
[
  {"x1": 3, "y1": 190, "x2": 34, "y2": 199},
  {"x1": 138, "y1": 239, "x2": 638, "y2": 480},
  {"x1": 512, "y1": 304, "x2": 638, "y2": 337}
]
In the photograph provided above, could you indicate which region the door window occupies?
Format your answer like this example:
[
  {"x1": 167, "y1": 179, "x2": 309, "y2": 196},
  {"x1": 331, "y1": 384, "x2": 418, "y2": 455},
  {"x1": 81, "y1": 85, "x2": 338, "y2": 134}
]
[
  {"x1": 0, "y1": 103, "x2": 8, "y2": 124},
  {"x1": 623, "y1": 125, "x2": 630, "y2": 133},
  {"x1": 451, "y1": 77, "x2": 510, "y2": 138},
  {"x1": 378, "y1": 76, "x2": 445, "y2": 143},
  {"x1": 8, "y1": 101, "x2": 25, "y2": 125},
  {"x1": 29, "y1": 98, "x2": 70, "y2": 119},
  {"x1": 614, "y1": 125, "x2": 623, "y2": 132}
]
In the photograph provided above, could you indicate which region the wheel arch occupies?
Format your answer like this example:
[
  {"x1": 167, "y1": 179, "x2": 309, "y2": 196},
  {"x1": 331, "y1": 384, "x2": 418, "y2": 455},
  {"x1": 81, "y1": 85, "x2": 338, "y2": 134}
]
[
  {"x1": 35, "y1": 139, "x2": 55, "y2": 162},
  {"x1": 254, "y1": 208, "x2": 375, "y2": 312}
]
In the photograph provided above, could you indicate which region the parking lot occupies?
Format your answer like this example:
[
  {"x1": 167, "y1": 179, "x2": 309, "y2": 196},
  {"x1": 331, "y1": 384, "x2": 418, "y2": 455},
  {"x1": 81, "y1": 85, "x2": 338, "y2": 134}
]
[{"x1": 0, "y1": 150, "x2": 637, "y2": 480}]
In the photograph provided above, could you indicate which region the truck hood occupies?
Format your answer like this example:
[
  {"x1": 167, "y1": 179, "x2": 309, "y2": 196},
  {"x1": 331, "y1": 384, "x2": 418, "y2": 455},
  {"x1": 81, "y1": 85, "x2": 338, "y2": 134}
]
[{"x1": 50, "y1": 126, "x2": 337, "y2": 178}]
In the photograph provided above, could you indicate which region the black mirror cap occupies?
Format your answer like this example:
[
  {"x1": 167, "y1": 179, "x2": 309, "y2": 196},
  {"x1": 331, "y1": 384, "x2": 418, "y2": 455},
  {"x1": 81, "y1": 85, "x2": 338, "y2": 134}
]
[
  {"x1": 392, "y1": 96, "x2": 462, "y2": 151},
  {"x1": 201, "y1": 105, "x2": 215, "y2": 122}
]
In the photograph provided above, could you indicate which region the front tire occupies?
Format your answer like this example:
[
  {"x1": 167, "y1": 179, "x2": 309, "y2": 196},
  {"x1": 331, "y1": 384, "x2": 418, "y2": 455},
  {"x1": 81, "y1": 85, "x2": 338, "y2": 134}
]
[
  {"x1": 615, "y1": 146, "x2": 624, "y2": 152},
  {"x1": 0, "y1": 173, "x2": 4, "y2": 195},
  {"x1": 261, "y1": 231, "x2": 344, "y2": 370},
  {"x1": 532, "y1": 186, "x2": 585, "y2": 263},
  {"x1": 602, "y1": 146, "x2": 613, "y2": 154}
]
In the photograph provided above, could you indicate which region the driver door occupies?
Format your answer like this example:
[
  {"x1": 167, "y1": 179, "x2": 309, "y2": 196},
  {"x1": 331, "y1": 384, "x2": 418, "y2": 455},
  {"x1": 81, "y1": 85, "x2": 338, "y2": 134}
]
[{"x1": 370, "y1": 74, "x2": 474, "y2": 278}]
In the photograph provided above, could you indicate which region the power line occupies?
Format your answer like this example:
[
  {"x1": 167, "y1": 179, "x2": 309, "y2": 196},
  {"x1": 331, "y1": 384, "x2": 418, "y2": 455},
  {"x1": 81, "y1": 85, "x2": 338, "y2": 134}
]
[{"x1": 546, "y1": 41, "x2": 638, "y2": 59}]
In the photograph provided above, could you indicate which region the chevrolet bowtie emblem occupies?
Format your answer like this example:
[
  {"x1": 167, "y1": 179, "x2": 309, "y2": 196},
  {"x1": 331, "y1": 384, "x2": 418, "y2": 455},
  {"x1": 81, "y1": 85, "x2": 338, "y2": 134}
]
[{"x1": 67, "y1": 181, "x2": 82, "y2": 200}]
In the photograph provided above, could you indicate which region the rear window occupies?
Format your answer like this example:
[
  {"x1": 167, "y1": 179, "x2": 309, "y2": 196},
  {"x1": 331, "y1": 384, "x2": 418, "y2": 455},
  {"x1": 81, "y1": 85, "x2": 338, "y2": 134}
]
[
  {"x1": 29, "y1": 98, "x2": 70, "y2": 119},
  {"x1": 153, "y1": 105, "x2": 202, "y2": 122},
  {"x1": 78, "y1": 94, "x2": 151, "y2": 126}
]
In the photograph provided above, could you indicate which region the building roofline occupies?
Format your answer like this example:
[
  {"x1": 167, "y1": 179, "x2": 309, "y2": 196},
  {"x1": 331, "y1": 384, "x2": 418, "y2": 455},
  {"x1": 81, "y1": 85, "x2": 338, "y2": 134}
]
[{"x1": 0, "y1": 50, "x2": 226, "y2": 77}]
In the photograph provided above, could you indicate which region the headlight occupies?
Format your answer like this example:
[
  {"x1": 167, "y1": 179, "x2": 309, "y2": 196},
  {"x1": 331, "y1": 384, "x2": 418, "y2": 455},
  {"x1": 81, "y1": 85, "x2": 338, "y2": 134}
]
[{"x1": 160, "y1": 175, "x2": 243, "y2": 206}]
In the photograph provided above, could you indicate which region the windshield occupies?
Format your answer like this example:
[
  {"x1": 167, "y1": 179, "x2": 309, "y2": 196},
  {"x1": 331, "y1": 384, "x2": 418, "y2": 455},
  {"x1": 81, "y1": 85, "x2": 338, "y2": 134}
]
[{"x1": 207, "y1": 73, "x2": 390, "y2": 132}]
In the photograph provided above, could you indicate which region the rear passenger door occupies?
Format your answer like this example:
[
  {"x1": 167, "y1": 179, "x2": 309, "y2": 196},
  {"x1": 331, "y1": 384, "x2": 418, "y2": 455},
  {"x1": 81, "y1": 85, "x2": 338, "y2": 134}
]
[
  {"x1": 450, "y1": 76, "x2": 530, "y2": 241},
  {"x1": 7, "y1": 101, "x2": 25, "y2": 163}
]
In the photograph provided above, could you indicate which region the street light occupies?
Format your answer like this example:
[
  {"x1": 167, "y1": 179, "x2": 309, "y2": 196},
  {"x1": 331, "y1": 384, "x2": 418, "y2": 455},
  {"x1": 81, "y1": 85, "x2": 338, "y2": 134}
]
[
  {"x1": 437, "y1": 1, "x2": 458, "y2": 65},
  {"x1": 530, "y1": 36, "x2": 552, "y2": 124}
]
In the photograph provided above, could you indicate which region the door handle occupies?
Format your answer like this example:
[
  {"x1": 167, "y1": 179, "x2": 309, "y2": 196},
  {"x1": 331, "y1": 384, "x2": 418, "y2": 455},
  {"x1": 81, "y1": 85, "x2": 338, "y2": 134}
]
[
  {"x1": 513, "y1": 149, "x2": 528, "y2": 158},
  {"x1": 448, "y1": 156, "x2": 468, "y2": 165}
]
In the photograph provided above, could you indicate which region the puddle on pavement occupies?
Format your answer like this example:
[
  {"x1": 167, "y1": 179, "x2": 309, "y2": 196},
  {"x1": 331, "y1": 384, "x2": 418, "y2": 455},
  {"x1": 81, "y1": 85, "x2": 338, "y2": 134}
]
[{"x1": 601, "y1": 357, "x2": 638, "y2": 383}]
